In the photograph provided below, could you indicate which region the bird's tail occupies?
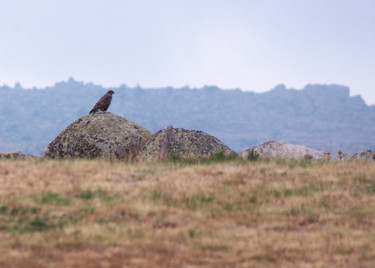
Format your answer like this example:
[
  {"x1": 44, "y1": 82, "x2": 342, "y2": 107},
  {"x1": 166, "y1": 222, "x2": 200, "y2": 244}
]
[{"x1": 89, "y1": 109, "x2": 95, "y2": 114}]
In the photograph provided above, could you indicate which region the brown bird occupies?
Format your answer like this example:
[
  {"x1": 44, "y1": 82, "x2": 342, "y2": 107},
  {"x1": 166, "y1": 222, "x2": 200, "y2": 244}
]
[{"x1": 89, "y1": 90, "x2": 115, "y2": 114}]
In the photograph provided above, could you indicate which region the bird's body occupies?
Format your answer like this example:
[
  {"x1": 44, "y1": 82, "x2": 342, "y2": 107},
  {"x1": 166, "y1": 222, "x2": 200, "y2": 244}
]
[{"x1": 89, "y1": 90, "x2": 115, "y2": 114}]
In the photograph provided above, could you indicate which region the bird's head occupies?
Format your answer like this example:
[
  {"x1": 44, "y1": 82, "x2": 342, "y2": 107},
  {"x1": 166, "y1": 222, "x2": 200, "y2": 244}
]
[{"x1": 107, "y1": 90, "x2": 115, "y2": 95}]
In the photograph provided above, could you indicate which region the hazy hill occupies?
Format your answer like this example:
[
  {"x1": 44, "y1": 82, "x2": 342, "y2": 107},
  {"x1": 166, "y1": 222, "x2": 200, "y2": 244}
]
[{"x1": 1, "y1": 78, "x2": 374, "y2": 155}]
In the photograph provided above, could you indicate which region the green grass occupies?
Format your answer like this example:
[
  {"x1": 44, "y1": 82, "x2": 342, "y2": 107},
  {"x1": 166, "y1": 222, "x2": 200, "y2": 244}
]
[
  {"x1": 77, "y1": 190, "x2": 95, "y2": 200},
  {"x1": 167, "y1": 151, "x2": 239, "y2": 165},
  {"x1": 41, "y1": 192, "x2": 72, "y2": 205},
  {"x1": 28, "y1": 217, "x2": 54, "y2": 232}
]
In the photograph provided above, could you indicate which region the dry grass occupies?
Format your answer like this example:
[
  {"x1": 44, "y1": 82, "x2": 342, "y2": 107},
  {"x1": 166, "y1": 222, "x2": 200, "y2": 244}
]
[{"x1": 0, "y1": 158, "x2": 375, "y2": 267}]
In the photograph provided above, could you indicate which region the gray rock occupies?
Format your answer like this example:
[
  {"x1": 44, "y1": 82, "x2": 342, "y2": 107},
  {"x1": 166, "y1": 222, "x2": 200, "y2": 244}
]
[
  {"x1": 45, "y1": 113, "x2": 151, "y2": 160},
  {"x1": 136, "y1": 125, "x2": 234, "y2": 161},
  {"x1": 350, "y1": 150, "x2": 375, "y2": 161},
  {"x1": 0, "y1": 151, "x2": 38, "y2": 159},
  {"x1": 240, "y1": 141, "x2": 325, "y2": 160}
]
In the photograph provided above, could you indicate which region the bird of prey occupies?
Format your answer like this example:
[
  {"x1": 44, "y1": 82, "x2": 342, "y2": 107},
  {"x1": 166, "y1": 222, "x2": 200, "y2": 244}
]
[{"x1": 89, "y1": 90, "x2": 115, "y2": 114}]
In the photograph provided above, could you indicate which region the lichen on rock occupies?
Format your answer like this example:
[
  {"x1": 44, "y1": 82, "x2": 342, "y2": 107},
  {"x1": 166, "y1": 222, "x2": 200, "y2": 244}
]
[
  {"x1": 45, "y1": 112, "x2": 151, "y2": 160},
  {"x1": 136, "y1": 125, "x2": 234, "y2": 161}
]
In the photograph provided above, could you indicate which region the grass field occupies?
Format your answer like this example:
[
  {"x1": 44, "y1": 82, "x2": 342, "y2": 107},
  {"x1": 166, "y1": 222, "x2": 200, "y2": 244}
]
[{"x1": 0, "y1": 158, "x2": 375, "y2": 267}]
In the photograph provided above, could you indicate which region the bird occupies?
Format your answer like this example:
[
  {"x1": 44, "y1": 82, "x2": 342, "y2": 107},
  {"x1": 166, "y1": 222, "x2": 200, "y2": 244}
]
[{"x1": 89, "y1": 90, "x2": 115, "y2": 114}]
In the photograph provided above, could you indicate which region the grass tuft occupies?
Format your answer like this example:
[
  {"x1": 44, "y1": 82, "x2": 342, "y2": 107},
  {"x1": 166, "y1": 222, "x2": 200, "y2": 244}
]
[
  {"x1": 41, "y1": 192, "x2": 72, "y2": 206},
  {"x1": 76, "y1": 190, "x2": 95, "y2": 200},
  {"x1": 28, "y1": 217, "x2": 54, "y2": 232}
]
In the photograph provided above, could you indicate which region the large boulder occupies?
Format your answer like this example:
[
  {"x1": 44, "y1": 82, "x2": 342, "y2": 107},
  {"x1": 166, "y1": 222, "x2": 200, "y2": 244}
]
[
  {"x1": 136, "y1": 125, "x2": 234, "y2": 161},
  {"x1": 240, "y1": 141, "x2": 325, "y2": 160},
  {"x1": 45, "y1": 113, "x2": 151, "y2": 160}
]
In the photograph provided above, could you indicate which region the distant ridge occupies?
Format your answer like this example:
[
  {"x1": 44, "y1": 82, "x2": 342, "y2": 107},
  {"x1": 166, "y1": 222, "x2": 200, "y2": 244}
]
[{"x1": 0, "y1": 78, "x2": 374, "y2": 155}]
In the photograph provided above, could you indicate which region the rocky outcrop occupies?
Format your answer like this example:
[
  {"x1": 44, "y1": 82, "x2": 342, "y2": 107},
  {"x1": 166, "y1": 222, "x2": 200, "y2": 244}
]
[
  {"x1": 45, "y1": 113, "x2": 151, "y2": 160},
  {"x1": 240, "y1": 141, "x2": 325, "y2": 160},
  {"x1": 0, "y1": 151, "x2": 37, "y2": 159},
  {"x1": 136, "y1": 126, "x2": 234, "y2": 161},
  {"x1": 350, "y1": 150, "x2": 375, "y2": 161}
]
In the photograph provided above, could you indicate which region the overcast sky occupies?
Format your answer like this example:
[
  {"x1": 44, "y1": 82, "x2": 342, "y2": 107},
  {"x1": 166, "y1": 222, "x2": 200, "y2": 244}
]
[{"x1": 1, "y1": 0, "x2": 374, "y2": 104}]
